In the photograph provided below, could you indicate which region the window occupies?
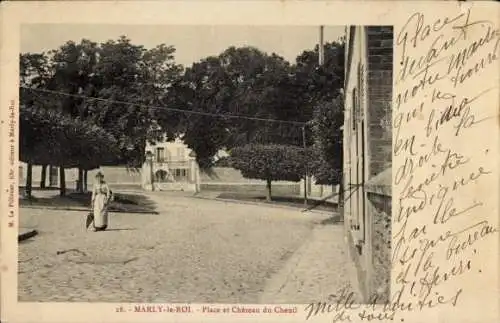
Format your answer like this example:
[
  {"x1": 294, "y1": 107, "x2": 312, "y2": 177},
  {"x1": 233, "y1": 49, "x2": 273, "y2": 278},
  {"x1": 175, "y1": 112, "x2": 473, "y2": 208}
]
[{"x1": 156, "y1": 147, "x2": 165, "y2": 163}]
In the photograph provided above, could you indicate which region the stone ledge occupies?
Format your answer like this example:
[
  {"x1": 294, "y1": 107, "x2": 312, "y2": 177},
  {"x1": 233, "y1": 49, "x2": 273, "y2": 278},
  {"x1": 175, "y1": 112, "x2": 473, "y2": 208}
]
[{"x1": 364, "y1": 167, "x2": 391, "y2": 196}]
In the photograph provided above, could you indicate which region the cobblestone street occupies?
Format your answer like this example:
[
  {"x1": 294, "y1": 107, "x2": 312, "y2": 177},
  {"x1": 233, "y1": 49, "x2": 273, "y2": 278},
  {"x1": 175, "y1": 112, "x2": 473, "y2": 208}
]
[{"x1": 18, "y1": 192, "x2": 357, "y2": 303}]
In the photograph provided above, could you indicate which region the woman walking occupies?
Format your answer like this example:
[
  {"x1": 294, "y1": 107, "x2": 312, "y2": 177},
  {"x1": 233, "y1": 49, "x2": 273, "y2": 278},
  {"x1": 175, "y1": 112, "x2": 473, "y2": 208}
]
[{"x1": 91, "y1": 171, "x2": 112, "y2": 231}]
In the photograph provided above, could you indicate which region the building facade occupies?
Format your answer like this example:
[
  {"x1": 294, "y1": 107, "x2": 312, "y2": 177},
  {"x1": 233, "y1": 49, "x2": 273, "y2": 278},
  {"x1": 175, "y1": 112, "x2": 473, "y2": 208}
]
[
  {"x1": 343, "y1": 26, "x2": 393, "y2": 303},
  {"x1": 143, "y1": 137, "x2": 200, "y2": 192}
]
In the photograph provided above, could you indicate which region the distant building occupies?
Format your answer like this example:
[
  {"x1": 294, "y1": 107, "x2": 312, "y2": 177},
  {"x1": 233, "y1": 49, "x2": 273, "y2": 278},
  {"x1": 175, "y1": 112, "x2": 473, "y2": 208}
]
[
  {"x1": 342, "y1": 26, "x2": 393, "y2": 303},
  {"x1": 143, "y1": 137, "x2": 200, "y2": 192}
]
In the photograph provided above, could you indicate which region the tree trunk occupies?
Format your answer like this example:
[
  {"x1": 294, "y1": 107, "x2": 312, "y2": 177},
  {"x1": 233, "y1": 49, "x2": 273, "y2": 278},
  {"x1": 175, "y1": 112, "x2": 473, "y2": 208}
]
[
  {"x1": 40, "y1": 164, "x2": 47, "y2": 189},
  {"x1": 25, "y1": 163, "x2": 33, "y2": 198},
  {"x1": 59, "y1": 166, "x2": 66, "y2": 196},
  {"x1": 77, "y1": 168, "x2": 84, "y2": 193},
  {"x1": 83, "y1": 170, "x2": 88, "y2": 192},
  {"x1": 266, "y1": 179, "x2": 272, "y2": 202}
]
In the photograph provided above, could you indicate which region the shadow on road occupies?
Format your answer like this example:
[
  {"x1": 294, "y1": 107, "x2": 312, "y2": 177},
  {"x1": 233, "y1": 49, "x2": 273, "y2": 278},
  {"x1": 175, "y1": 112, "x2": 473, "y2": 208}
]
[
  {"x1": 319, "y1": 214, "x2": 343, "y2": 225},
  {"x1": 19, "y1": 188, "x2": 158, "y2": 214}
]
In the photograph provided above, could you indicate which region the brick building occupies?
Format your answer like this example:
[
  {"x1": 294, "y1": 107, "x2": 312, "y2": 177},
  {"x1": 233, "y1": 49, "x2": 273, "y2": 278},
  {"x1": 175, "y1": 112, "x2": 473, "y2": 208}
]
[{"x1": 342, "y1": 26, "x2": 392, "y2": 303}]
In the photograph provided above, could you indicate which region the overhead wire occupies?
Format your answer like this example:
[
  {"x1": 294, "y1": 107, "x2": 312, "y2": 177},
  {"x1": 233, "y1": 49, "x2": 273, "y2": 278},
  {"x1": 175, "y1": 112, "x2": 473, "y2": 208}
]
[{"x1": 21, "y1": 86, "x2": 307, "y2": 126}]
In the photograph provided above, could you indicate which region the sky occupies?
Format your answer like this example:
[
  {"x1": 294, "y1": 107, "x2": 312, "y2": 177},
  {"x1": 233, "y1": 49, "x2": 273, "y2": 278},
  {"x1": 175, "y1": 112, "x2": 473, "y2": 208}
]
[{"x1": 21, "y1": 24, "x2": 345, "y2": 67}]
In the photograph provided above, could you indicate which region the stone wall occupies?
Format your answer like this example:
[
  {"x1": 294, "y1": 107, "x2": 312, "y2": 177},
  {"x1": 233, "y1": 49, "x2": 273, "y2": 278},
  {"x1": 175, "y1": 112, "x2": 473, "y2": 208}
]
[
  {"x1": 201, "y1": 183, "x2": 300, "y2": 196},
  {"x1": 200, "y1": 167, "x2": 301, "y2": 195},
  {"x1": 364, "y1": 26, "x2": 393, "y2": 304},
  {"x1": 19, "y1": 164, "x2": 301, "y2": 196},
  {"x1": 18, "y1": 164, "x2": 143, "y2": 187},
  {"x1": 299, "y1": 178, "x2": 339, "y2": 202},
  {"x1": 367, "y1": 192, "x2": 391, "y2": 303}
]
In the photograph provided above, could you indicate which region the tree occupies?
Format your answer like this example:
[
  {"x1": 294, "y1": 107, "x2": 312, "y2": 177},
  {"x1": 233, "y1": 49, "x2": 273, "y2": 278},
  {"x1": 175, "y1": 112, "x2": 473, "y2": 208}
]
[
  {"x1": 166, "y1": 41, "x2": 345, "y2": 169},
  {"x1": 20, "y1": 37, "x2": 183, "y2": 194},
  {"x1": 90, "y1": 38, "x2": 183, "y2": 168},
  {"x1": 309, "y1": 95, "x2": 344, "y2": 186},
  {"x1": 20, "y1": 52, "x2": 53, "y2": 189},
  {"x1": 21, "y1": 41, "x2": 102, "y2": 192},
  {"x1": 167, "y1": 47, "x2": 308, "y2": 168},
  {"x1": 293, "y1": 41, "x2": 345, "y2": 105},
  {"x1": 290, "y1": 40, "x2": 346, "y2": 150},
  {"x1": 22, "y1": 37, "x2": 183, "y2": 192},
  {"x1": 42, "y1": 37, "x2": 183, "y2": 169},
  {"x1": 230, "y1": 144, "x2": 307, "y2": 201},
  {"x1": 166, "y1": 53, "x2": 240, "y2": 168},
  {"x1": 19, "y1": 106, "x2": 118, "y2": 196}
]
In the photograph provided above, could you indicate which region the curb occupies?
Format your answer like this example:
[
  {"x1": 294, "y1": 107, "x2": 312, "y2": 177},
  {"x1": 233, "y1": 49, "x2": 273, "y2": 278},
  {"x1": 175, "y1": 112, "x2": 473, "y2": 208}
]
[
  {"x1": 18, "y1": 229, "x2": 38, "y2": 242},
  {"x1": 192, "y1": 195, "x2": 335, "y2": 215},
  {"x1": 20, "y1": 206, "x2": 159, "y2": 215}
]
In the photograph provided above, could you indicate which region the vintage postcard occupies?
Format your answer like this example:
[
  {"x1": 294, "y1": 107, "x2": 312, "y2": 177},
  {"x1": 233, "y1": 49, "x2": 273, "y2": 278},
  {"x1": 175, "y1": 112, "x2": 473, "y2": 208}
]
[{"x1": 1, "y1": 1, "x2": 498, "y2": 322}]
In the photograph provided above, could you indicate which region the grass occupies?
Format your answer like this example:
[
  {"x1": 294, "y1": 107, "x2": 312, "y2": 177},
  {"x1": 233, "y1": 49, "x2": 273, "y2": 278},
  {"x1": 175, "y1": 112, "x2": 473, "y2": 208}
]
[
  {"x1": 19, "y1": 189, "x2": 158, "y2": 214},
  {"x1": 216, "y1": 192, "x2": 338, "y2": 212}
]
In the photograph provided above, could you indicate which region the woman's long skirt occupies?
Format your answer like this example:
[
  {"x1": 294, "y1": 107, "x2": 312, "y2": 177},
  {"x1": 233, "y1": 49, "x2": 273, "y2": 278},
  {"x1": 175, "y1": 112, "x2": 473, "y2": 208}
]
[{"x1": 93, "y1": 194, "x2": 108, "y2": 229}]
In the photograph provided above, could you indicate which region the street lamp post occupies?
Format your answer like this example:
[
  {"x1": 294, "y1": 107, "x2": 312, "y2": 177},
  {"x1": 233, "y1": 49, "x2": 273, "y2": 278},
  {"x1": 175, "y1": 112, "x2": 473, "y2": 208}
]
[{"x1": 319, "y1": 25, "x2": 324, "y2": 65}]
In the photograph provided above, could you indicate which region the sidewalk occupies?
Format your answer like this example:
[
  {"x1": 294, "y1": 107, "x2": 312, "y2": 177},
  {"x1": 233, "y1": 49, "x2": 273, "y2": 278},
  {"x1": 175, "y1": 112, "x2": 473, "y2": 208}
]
[{"x1": 259, "y1": 221, "x2": 362, "y2": 304}]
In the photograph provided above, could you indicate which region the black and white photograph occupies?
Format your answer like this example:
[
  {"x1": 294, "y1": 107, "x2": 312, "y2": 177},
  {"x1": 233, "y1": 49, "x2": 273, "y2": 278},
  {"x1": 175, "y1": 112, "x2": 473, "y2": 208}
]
[{"x1": 17, "y1": 23, "x2": 393, "y2": 305}]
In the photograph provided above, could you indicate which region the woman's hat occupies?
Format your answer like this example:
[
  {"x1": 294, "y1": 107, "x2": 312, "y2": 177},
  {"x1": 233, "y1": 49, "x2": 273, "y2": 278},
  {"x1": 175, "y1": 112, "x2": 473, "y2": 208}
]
[{"x1": 95, "y1": 171, "x2": 104, "y2": 178}]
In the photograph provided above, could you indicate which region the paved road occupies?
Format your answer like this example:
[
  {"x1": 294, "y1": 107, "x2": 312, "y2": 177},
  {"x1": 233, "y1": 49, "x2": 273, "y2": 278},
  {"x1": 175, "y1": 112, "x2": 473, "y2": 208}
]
[{"x1": 18, "y1": 193, "x2": 339, "y2": 303}]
